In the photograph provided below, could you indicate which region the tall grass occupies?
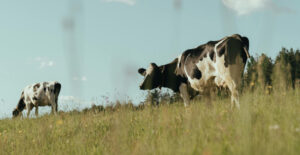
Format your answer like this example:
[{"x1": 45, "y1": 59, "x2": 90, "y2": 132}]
[{"x1": 0, "y1": 89, "x2": 299, "y2": 155}]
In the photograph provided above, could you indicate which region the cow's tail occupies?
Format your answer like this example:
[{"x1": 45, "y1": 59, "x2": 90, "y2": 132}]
[
  {"x1": 241, "y1": 36, "x2": 250, "y2": 59},
  {"x1": 12, "y1": 91, "x2": 26, "y2": 117}
]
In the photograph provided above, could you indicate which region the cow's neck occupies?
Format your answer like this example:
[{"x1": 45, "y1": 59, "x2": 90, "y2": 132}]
[{"x1": 159, "y1": 59, "x2": 180, "y2": 92}]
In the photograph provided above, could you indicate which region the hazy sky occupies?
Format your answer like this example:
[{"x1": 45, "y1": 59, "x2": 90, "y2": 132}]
[{"x1": 0, "y1": 0, "x2": 299, "y2": 118}]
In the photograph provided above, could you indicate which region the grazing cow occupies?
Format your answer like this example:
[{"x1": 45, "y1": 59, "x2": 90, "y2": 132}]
[
  {"x1": 12, "y1": 81, "x2": 61, "y2": 117},
  {"x1": 138, "y1": 34, "x2": 250, "y2": 108}
]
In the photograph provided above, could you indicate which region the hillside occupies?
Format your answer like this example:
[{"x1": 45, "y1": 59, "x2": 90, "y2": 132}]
[{"x1": 0, "y1": 90, "x2": 299, "y2": 155}]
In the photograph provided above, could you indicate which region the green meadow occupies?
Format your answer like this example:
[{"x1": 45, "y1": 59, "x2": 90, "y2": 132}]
[{"x1": 0, "y1": 89, "x2": 299, "y2": 155}]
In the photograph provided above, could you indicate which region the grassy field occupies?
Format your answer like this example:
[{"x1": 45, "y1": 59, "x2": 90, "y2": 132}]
[{"x1": 0, "y1": 90, "x2": 299, "y2": 155}]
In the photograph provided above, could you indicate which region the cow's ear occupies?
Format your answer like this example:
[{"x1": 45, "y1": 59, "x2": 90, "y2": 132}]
[
  {"x1": 150, "y1": 63, "x2": 158, "y2": 68},
  {"x1": 138, "y1": 68, "x2": 146, "y2": 76}
]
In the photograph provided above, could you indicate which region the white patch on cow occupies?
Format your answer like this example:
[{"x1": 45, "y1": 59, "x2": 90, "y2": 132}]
[
  {"x1": 177, "y1": 54, "x2": 182, "y2": 68},
  {"x1": 183, "y1": 54, "x2": 202, "y2": 91},
  {"x1": 184, "y1": 38, "x2": 229, "y2": 92},
  {"x1": 146, "y1": 65, "x2": 154, "y2": 76},
  {"x1": 194, "y1": 53, "x2": 216, "y2": 91},
  {"x1": 214, "y1": 38, "x2": 226, "y2": 56},
  {"x1": 213, "y1": 39, "x2": 228, "y2": 86},
  {"x1": 214, "y1": 54, "x2": 227, "y2": 86}
]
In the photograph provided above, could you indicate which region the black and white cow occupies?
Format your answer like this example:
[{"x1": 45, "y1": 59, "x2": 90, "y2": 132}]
[
  {"x1": 138, "y1": 34, "x2": 250, "y2": 108},
  {"x1": 12, "y1": 81, "x2": 61, "y2": 117}
]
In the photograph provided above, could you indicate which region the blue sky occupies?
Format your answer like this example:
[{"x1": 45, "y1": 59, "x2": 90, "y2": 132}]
[{"x1": 0, "y1": 0, "x2": 299, "y2": 118}]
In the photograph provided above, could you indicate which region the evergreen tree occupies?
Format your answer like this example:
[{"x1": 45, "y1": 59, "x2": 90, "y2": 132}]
[
  {"x1": 244, "y1": 56, "x2": 258, "y2": 88},
  {"x1": 257, "y1": 54, "x2": 273, "y2": 88},
  {"x1": 273, "y1": 48, "x2": 293, "y2": 89}
]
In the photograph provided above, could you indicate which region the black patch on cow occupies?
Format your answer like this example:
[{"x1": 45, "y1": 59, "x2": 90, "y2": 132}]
[
  {"x1": 159, "y1": 58, "x2": 187, "y2": 92},
  {"x1": 44, "y1": 87, "x2": 46, "y2": 92},
  {"x1": 182, "y1": 53, "x2": 203, "y2": 81},
  {"x1": 240, "y1": 48, "x2": 248, "y2": 64},
  {"x1": 226, "y1": 38, "x2": 241, "y2": 67},
  {"x1": 54, "y1": 83, "x2": 61, "y2": 105},
  {"x1": 17, "y1": 99, "x2": 25, "y2": 110},
  {"x1": 218, "y1": 47, "x2": 226, "y2": 57},
  {"x1": 206, "y1": 40, "x2": 221, "y2": 46},
  {"x1": 241, "y1": 36, "x2": 249, "y2": 49},
  {"x1": 241, "y1": 36, "x2": 249, "y2": 64},
  {"x1": 54, "y1": 83, "x2": 61, "y2": 94},
  {"x1": 33, "y1": 96, "x2": 38, "y2": 101},
  {"x1": 181, "y1": 45, "x2": 209, "y2": 62},
  {"x1": 139, "y1": 64, "x2": 162, "y2": 90},
  {"x1": 33, "y1": 83, "x2": 40, "y2": 92},
  {"x1": 191, "y1": 68, "x2": 202, "y2": 80},
  {"x1": 12, "y1": 109, "x2": 20, "y2": 117},
  {"x1": 13, "y1": 91, "x2": 26, "y2": 117},
  {"x1": 138, "y1": 68, "x2": 146, "y2": 76},
  {"x1": 209, "y1": 51, "x2": 215, "y2": 62}
]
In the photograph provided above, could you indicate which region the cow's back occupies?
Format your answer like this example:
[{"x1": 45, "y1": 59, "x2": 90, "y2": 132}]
[
  {"x1": 176, "y1": 34, "x2": 248, "y2": 92},
  {"x1": 176, "y1": 43, "x2": 218, "y2": 91}
]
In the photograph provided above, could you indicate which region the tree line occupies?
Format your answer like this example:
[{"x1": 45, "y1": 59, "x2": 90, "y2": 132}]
[{"x1": 244, "y1": 48, "x2": 300, "y2": 90}]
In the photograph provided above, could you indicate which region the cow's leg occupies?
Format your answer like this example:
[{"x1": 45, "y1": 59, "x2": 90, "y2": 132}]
[
  {"x1": 51, "y1": 104, "x2": 54, "y2": 114},
  {"x1": 226, "y1": 56, "x2": 244, "y2": 109},
  {"x1": 35, "y1": 105, "x2": 39, "y2": 117},
  {"x1": 26, "y1": 103, "x2": 33, "y2": 118},
  {"x1": 55, "y1": 95, "x2": 59, "y2": 112},
  {"x1": 51, "y1": 103, "x2": 58, "y2": 115},
  {"x1": 233, "y1": 90, "x2": 240, "y2": 109},
  {"x1": 226, "y1": 80, "x2": 240, "y2": 109},
  {"x1": 230, "y1": 88, "x2": 240, "y2": 109},
  {"x1": 179, "y1": 83, "x2": 190, "y2": 107},
  {"x1": 55, "y1": 102, "x2": 58, "y2": 112}
]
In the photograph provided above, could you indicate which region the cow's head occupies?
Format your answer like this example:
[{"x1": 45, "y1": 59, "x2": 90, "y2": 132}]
[
  {"x1": 12, "y1": 109, "x2": 20, "y2": 118},
  {"x1": 138, "y1": 63, "x2": 162, "y2": 90}
]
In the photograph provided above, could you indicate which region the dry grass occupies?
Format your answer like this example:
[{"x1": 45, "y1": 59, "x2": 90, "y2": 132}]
[{"x1": 0, "y1": 89, "x2": 299, "y2": 155}]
